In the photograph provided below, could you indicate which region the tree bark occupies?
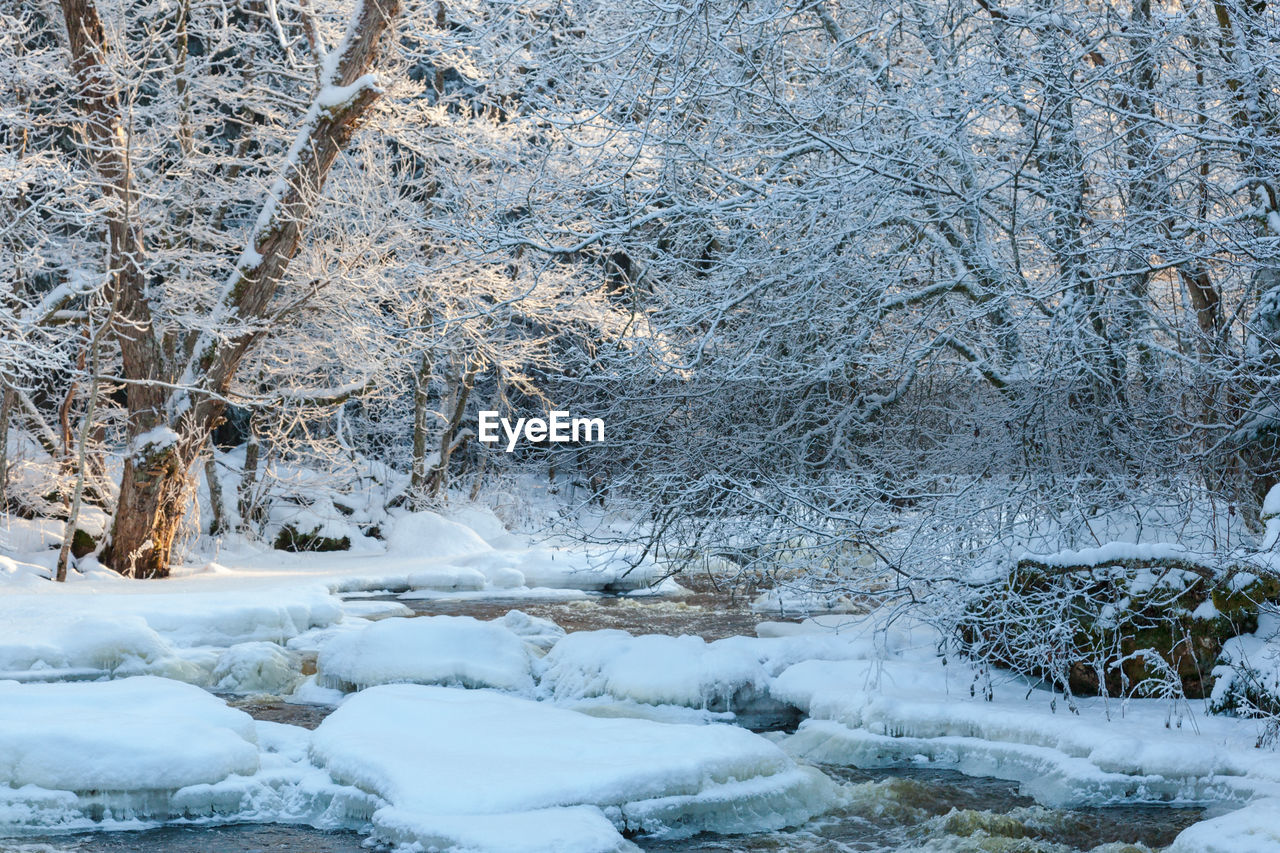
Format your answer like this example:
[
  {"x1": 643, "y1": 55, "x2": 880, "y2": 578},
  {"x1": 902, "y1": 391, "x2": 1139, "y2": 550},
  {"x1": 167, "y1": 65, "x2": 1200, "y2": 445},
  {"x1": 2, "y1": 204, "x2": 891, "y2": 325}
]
[
  {"x1": 425, "y1": 358, "x2": 479, "y2": 497},
  {"x1": 238, "y1": 415, "x2": 264, "y2": 533},
  {"x1": 206, "y1": 438, "x2": 227, "y2": 536},
  {"x1": 0, "y1": 384, "x2": 13, "y2": 512},
  {"x1": 409, "y1": 350, "x2": 434, "y2": 504}
]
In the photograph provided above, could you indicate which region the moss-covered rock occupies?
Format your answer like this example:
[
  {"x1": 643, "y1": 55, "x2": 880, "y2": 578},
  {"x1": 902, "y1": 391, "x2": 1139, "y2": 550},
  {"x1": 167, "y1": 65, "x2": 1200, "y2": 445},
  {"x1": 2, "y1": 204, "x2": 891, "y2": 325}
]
[
  {"x1": 961, "y1": 555, "x2": 1280, "y2": 700},
  {"x1": 273, "y1": 525, "x2": 350, "y2": 553},
  {"x1": 70, "y1": 528, "x2": 97, "y2": 559}
]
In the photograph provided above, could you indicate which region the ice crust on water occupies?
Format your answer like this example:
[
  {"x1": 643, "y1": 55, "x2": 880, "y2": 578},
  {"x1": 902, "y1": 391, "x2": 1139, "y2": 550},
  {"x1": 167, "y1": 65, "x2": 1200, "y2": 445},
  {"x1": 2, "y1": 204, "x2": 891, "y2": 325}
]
[
  {"x1": 0, "y1": 583, "x2": 343, "y2": 684},
  {"x1": 0, "y1": 678, "x2": 379, "y2": 835},
  {"x1": 774, "y1": 657, "x2": 1274, "y2": 810},
  {"x1": 500, "y1": 608, "x2": 566, "y2": 651},
  {"x1": 0, "y1": 677, "x2": 292, "y2": 834},
  {"x1": 315, "y1": 615, "x2": 536, "y2": 693},
  {"x1": 337, "y1": 599, "x2": 413, "y2": 619},
  {"x1": 0, "y1": 677, "x2": 258, "y2": 793},
  {"x1": 539, "y1": 630, "x2": 770, "y2": 709},
  {"x1": 309, "y1": 684, "x2": 845, "y2": 851},
  {"x1": 0, "y1": 616, "x2": 200, "y2": 683},
  {"x1": 453, "y1": 546, "x2": 663, "y2": 592}
]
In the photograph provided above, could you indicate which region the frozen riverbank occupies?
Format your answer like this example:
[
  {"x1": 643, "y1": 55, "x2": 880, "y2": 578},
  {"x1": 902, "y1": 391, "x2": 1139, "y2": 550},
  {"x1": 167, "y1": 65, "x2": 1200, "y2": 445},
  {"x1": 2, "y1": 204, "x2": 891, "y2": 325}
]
[{"x1": 2, "y1": 510, "x2": 1278, "y2": 851}]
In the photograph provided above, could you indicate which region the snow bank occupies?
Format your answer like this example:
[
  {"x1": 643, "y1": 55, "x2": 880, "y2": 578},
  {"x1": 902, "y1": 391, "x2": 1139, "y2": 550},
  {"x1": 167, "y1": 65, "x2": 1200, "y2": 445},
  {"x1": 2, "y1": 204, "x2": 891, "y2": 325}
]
[
  {"x1": 315, "y1": 615, "x2": 536, "y2": 693},
  {"x1": 458, "y1": 546, "x2": 663, "y2": 592},
  {"x1": 0, "y1": 677, "x2": 258, "y2": 792},
  {"x1": 1169, "y1": 798, "x2": 1280, "y2": 852},
  {"x1": 309, "y1": 684, "x2": 844, "y2": 851},
  {"x1": 441, "y1": 505, "x2": 523, "y2": 549}
]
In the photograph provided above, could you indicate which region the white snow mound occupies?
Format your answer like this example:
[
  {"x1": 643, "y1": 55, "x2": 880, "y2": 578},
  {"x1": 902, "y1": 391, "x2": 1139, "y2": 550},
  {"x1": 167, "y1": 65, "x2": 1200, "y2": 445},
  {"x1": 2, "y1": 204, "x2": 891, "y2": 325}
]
[
  {"x1": 315, "y1": 615, "x2": 535, "y2": 693},
  {"x1": 385, "y1": 511, "x2": 493, "y2": 559}
]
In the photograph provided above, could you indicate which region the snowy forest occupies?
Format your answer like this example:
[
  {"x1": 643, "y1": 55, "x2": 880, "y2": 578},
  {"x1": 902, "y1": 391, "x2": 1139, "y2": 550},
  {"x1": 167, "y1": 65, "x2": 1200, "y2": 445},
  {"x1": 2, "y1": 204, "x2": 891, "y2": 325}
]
[{"x1": 5, "y1": 0, "x2": 1280, "y2": 850}]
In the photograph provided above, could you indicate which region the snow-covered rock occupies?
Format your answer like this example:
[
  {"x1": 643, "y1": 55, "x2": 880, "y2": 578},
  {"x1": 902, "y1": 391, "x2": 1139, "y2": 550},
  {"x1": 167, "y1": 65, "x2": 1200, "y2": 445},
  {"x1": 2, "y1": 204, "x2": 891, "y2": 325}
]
[
  {"x1": 315, "y1": 615, "x2": 536, "y2": 693},
  {"x1": 309, "y1": 684, "x2": 845, "y2": 852},
  {"x1": 211, "y1": 642, "x2": 302, "y2": 695}
]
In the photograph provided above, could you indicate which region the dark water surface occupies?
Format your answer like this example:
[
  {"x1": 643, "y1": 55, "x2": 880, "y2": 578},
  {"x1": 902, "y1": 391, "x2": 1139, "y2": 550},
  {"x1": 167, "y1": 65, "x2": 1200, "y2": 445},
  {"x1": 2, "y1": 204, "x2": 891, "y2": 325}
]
[{"x1": 0, "y1": 824, "x2": 370, "y2": 853}]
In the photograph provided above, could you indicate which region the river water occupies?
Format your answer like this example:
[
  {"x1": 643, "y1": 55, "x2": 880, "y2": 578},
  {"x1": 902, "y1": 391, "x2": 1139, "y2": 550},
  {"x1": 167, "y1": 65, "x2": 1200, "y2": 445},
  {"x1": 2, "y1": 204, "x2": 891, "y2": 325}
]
[{"x1": 4, "y1": 590, "x2": 1217, "y2": 853}]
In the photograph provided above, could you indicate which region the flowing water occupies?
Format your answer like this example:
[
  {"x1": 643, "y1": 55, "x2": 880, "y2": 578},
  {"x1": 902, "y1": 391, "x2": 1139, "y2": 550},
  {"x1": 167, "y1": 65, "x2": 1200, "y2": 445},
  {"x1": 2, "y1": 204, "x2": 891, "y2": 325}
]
[
  {"x1": 6, "y1": 592, "x2": 1218, "y2": 852},
  {"x1": 394, "y1": 588, "x2": 777, "y2": 640},
  {"x1": 643, "y1": 767, "x2": 1208, "y2": 852},
  {"x1": 0, "y1": 825, "x2": 369, "y2": 853}
]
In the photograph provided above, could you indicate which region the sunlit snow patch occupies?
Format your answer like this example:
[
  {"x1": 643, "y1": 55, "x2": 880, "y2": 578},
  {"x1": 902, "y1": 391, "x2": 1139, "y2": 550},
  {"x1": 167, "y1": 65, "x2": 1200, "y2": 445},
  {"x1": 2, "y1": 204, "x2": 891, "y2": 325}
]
[{"x1": 309, "y1": 684, "x2": 846, "y2": 852}]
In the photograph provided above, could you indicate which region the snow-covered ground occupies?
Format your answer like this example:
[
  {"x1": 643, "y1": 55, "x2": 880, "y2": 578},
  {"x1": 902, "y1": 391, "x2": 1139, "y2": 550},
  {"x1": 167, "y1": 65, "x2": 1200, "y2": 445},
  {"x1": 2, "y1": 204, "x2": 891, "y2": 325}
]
[
  {"x1": 0, "y1": 507, "x2": 664, "y2": 687},
  {"x1": 3, "y1": 508, "x2": 1280, "y2": 851}
]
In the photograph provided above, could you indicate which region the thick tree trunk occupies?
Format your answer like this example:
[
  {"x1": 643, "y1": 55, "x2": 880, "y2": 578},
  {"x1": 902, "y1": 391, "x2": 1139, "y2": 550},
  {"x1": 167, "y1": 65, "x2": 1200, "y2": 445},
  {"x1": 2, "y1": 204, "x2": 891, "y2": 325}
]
[{"x1": 107, "y1": 439, "x2": 197, "y2": 577}]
